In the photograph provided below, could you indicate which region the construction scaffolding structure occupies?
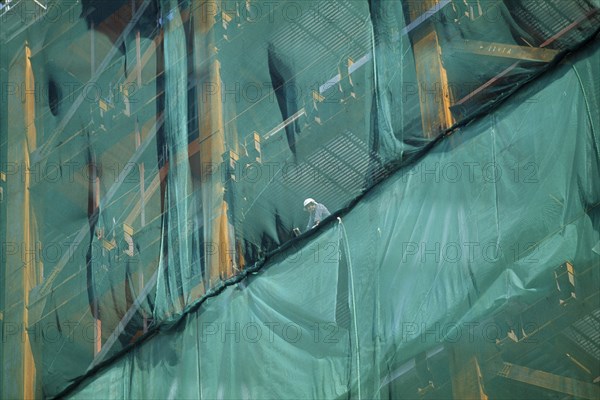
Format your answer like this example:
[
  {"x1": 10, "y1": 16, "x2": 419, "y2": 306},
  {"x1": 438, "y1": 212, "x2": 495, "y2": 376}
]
[{"x1": 1, "y1": 0, "x2": 599, "y2": 399}]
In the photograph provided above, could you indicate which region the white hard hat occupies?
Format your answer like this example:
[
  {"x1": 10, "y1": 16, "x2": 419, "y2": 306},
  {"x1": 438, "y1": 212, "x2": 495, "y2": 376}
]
[{"x1": 303, "y1": 198, "x2": 316, "y2": 207}]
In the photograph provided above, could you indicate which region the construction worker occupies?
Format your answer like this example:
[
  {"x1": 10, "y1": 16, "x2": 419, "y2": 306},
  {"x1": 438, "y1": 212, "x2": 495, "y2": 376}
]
[{"x1": 303, "y1": 198, "x2": 331, "y2": 231}]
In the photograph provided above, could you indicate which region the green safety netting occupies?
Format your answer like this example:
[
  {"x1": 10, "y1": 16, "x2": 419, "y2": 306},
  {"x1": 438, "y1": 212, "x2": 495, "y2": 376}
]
[
  {"x1": 0, "y1": 0, "x2": 599, "y2": 398},
  {"x1": 59, "y1": 39, "x2": 600, "y2": 399}
]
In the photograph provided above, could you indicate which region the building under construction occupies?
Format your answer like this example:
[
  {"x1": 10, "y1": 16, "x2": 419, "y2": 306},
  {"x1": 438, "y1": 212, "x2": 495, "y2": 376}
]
[{"x1": 1, "y1": 0, "x2": 599, "y2": 398}]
